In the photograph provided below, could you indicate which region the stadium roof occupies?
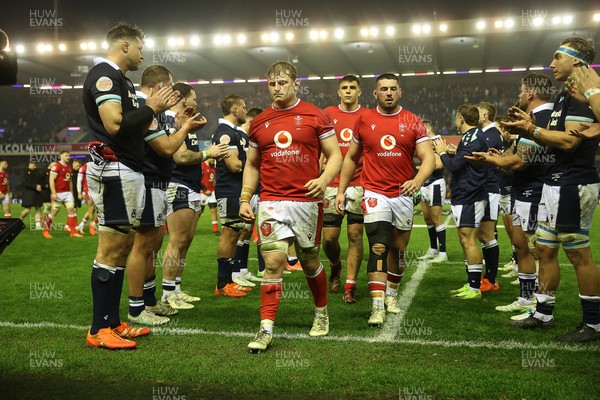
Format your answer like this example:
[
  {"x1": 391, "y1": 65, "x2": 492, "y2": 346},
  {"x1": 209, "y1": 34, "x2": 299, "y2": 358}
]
[{"x1": 4, "y1": 2, "x2": 600, "y2": 85}]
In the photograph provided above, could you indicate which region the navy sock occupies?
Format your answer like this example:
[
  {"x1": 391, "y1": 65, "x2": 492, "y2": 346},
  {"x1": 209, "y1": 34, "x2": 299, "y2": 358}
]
[
  {"x1": 518, "y1": 273, "x2": 537, "y2": 301},
  {"x1": 234, "y1": 242, "x2": 245, "y2": 272},
  {"x1": 217, "y1": 257, "x2": 233, "y2": 288},
  {"x1": 580, "y1": 295, "x2": 600, "y2": 325},
  {"x1": 143, "y1": 275, "x2": 157, "y2": 306},
  {"x1": 467, "y1": 264, "x2": 483, "y2": 290},
  {"x1": 90, "y1": 261, "x2": 115, "y2": 334},
  {"x1": 258, "y1": 247, "x2": 265, "y2": 272},
  {"x1": 288, "y1": 256, "x2": 299, "y2": 266},
  {"x1": 128, "y1": 295, "x2": 144, "y2": 317},
  {"x1": 240, "y1": 240, "x2": 250, "y2": 269},
  {"x1": 512, "y1": 247, "x2": 518, "y2": 263},
  {"x1": 536, "y1": 301, "x2": 555, "y2": 316},
  {"x1": 108, "y1": 267, "x2": 125, "y2": 329},
  {"x1": 483, "y1": 240, "x2": 499, "y2": 284},
  {"x1": 436, "y1": 226, "x2": 446, "y2": 253},
  {"x1": 427, "y1": 225, "x2": 437, "y2": 251}
]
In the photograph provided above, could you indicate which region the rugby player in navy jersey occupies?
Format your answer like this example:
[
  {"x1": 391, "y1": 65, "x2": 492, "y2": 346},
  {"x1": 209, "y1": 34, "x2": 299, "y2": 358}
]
[
  {"x1": 126, "y1": 66, "x2": 221, "y2": 325},
  {"x1": 474, "y1": 102, "x2": 503, "y2": 292},
  {"x1": 213, "y1": 95, "x2": 253, "y2": 297},
  {"x1": 467, "y1": 74, "x2": 553, "y2": 317},
  {"x1": 160, "y1": 83, "x2": 229, "y2": 307},
  {"x1": 82, "y1": 23, "x2": 180, "y2": 349},
  {"x1": 417, "y1": 120, "x2": 448, "y2": 264},
  {"x1": 433, "y1": 104, "x2": 488, "y2": 299},
  {"x1": 505, "y1": 37, "x2": 600, "y2": 342}
]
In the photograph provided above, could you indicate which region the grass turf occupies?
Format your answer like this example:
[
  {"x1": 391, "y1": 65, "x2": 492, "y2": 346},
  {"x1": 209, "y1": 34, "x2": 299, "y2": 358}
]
[{"x1": 1, "y1": 205, "x2": 599, "y2": 399}]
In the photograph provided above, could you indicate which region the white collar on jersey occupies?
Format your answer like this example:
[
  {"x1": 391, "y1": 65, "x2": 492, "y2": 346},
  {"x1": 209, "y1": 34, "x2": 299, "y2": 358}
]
[
  {"x1": 376, "y1": 105, "x2": 402, "y2": 116},
  {"x1": 481, "y1": 121, "x2": 497, "y2": 132},
  {"x1": 218, "y1": 118, "x2": 237, "y2": 129},
  {"x1": 165, "y1": 110, "x2": 176, "y2": 117},
  {"x1": 237, "y1": 126, "x2": 248, "y2": 134},
  {"x1": 93, "y1": 57, "x2": 120, "y2": 72},
  {"x1": 135, "y1": 90, "x2": 147, "y2": 99},
  {"x1": 337, "y1": 104, "x2": 362, "y2": 113},
  {"x1": 271, "y1": 98, "x2": 301, "y2": 111},
  {"x1": 532, "y1": 103, "x2": 554, "y2": 114}
]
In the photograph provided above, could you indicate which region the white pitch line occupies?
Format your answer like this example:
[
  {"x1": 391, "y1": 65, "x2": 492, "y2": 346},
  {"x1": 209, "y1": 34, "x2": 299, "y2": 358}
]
[
  {"x1": 376, "y1": 260, "x2": 431, "y2": 341},
  {"x1": 0, "y1": 321, "x2": 598, "y2": 352}
]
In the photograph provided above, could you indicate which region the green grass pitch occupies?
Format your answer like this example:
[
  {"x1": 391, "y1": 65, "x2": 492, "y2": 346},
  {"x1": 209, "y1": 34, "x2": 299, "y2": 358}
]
[{"x1": 1, "y1": 204, "x2": 599, "y2": 399}]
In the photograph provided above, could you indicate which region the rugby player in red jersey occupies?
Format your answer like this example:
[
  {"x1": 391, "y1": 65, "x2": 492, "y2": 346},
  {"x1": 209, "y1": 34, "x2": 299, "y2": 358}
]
[
  {"x1": 335, "y1": 73, "x2": 435, "y2": 327},
  {"x1": 43, "y1": 151, "x2": 82, "y2": 239},
  {"x1": 0, "y1": 159, "x2": 10, "y2": 218},
  {"x1": 322, "y1": 75, "x2": 369, "y2": 302},
  {"x1": 240, "y1": 61, "x2": 342, "y2": 353}
]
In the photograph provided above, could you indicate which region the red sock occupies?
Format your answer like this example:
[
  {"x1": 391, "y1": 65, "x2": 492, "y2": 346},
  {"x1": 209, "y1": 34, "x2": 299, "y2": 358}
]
[
  {"x1": 4, "y1": 213, "x2": 11, "y2": 218},
  {"x1": 305, "y1": 264, "x2": 328, "y2": 308},
  {"x1": 259, "y1": 281, "x2": 282, "y2": 321},
  {"x1": 368, "y1": 281, "x2": 386, "y2": 294},
  {"x1": 344, "y1": 281, "x2": 356, "y2": 291},
  {"x1": 67, "y1": 214, "x2": 77, "y2": 232},
  {"x1": 212, "y1": 221, "x2": 218, "y2": 233},
  {"x1": 44, "y1": 215, "x2": 53, "y2": 231}
]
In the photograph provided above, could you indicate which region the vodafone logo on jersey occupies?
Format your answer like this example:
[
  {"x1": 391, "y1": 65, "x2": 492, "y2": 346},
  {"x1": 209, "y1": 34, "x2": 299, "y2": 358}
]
[
  {"x1": 340, "y1": 128, "x2": 353, "y2": 142},
  {"x1": 380, "y1": 135, "x2": 396, "y2": 150},
  {"x1": 274, "y1": 131, "x2": 293, "y2": 149}
]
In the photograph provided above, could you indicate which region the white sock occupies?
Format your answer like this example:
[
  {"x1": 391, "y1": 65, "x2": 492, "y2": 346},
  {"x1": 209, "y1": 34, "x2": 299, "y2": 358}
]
[{"x1": 260, "y1": 319, "x2": 274, "y2": 334}]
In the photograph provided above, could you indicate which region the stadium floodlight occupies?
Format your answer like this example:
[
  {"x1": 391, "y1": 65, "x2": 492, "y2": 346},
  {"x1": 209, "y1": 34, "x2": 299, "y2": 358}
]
[
  {"x1": 402, "y1": 73, "x2": 415, "y2": 76},
  {"x1": 505, "y1": 19, "x2": 514, "y2": 28},
  {"x1": 494, "y1": 20, "x2": 503, "y2": 28},
  {"x1": 322, "y1": 76, "x2": 337, "y2": 80},
  {"x1": 485, "y1": 68, "x2": 500, "y2": 73},
  {"x1": 443, "y1": 71, "x2": 456, "y2": 75},
  {"x1": 551, "y1": 16, "x2": 561, "y2": 25},
  {"x1": 285, "y1": 31, "x2": 294, "y2": 41},
  {"x1": 88, "y1": 42, "x2": 96, "y2": 50},
  {"x1": 270, "y1": 32, "x2": 280, "y2": 42},
  {"x1": 529, "y1": 66, "x2": 545, "y2": 70},
  {"x1": 58, "y1": 43, "x2": 67, "y2": 51},
  {"x1": 439, "y1": 23, "x2": 448, "y2": 32},
  {"x1": 261, "y1": 33, "x2": 270, "y2": 42},
  {"x1": 476, "y1": 20, "x2": 486, "y2": 30},
  {"x1": 211, "y1": 80, "x2": 224, "y2": 84},
  {"x1": 45, "y1": 44, "x2": 53, "y2": 52},
  {"x1": 369, "y1": 27, "x2": 378, "y2": 37},
  {"x1": 176, "y1": 38, "x2": 184, "y2": 46},
  {"x1": 247, "y1": 79, "x2": 261, "y2": 83},
  {"x1": 168, "y1": 37, "x2": 177, "y2": 47},
  {"x1": 361, "y1": 74, "x2": 375, "y2": 78},
  {"x1": 594, "y1": 13, "x2": 600, "y2": 22},
  {"x1": 422, "y1": 24, "x2": 431, "y2": 34},
  {"x1": 79, "y1": 42, "x2": 88, "y2": 50},
  {"x1": 309, "y1": 30, "x2": 319, "y2": 40},
  {"x1": 512, "y1": 67, "x2": 527, "y2": 72},
  {"x1": 562, "y1": 15, "x2": 573, "y2": 24},
  {"x1": 532, "y1": 17, "x2": 544, "y2": 26},
  {"x1": 15, "y1": 44, "x2": 25, "y2": 54},
  {"x1": 190, "y1": 36, "x2": 200, "y2": 46},
  {"x1": 101, "y1": 41, "x2": 108, "y2": 49},
  {"x1": 334, "y1": 28, "x2": 344, "y2": 39},
  {"x1": 233, "y1": 79, "x2": 246, "y2": 83},
  {"x1": 360, "y1": 27, "x2": 369, "y2": 37},
  {"x1": 412, "y1": 24, "x2": 421, "y2": 34},
  {"x1": 469, "y1": 69, "x2": 483, "y2": 74},
  {"x1": 237, "y1": 34, "x2": 247, "y2": 44},
  {"x1": 145, "y1": 38, "x2": 155, "y2": 48},
  {"x1": 222, "y1": 35, "x2": 231, "y2": 45},
  {"x1": 385, "y1": 26, "x2": 395, "y2": 36},
  {"x1": 307, "y1": 76, "x2": 321, "y2": 80},
  {"x1": 319, "y1": 30, "x2": 328, "y2": 39}
]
